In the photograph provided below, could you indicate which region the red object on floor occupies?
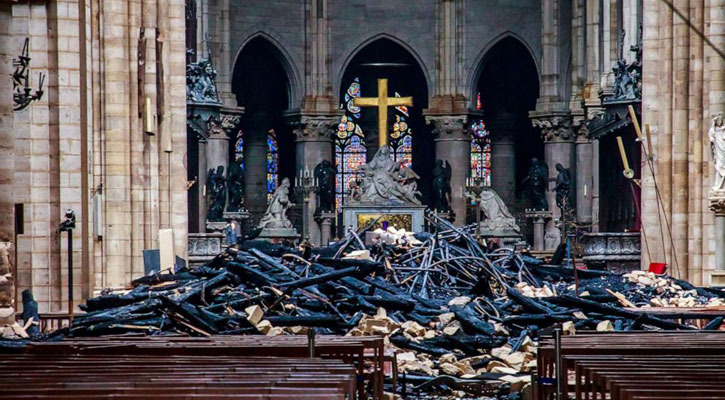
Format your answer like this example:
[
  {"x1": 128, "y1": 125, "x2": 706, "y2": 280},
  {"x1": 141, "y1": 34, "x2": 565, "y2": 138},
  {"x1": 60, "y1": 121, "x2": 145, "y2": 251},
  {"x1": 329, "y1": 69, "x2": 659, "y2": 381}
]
[{"x1": 648, "y1": 263, "x2": 667, "y2": 274}]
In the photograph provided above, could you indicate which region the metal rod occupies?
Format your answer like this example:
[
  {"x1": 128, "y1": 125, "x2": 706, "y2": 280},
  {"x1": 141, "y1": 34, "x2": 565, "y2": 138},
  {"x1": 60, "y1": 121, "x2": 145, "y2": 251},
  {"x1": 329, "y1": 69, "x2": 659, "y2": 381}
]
[
  {"x1": 68, "y1": 229, "x2": 74, "y2": 324},
  {"x1": 554, "y1": 327, "x2": 563, "y2": 400}
]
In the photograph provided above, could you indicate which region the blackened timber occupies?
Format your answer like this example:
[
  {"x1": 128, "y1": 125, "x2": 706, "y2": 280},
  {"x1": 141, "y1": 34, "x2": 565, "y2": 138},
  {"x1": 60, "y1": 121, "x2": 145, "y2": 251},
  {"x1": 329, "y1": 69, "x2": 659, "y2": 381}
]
[{"x1": 506, "y1": 287, "x2": 556, "y2": 314}]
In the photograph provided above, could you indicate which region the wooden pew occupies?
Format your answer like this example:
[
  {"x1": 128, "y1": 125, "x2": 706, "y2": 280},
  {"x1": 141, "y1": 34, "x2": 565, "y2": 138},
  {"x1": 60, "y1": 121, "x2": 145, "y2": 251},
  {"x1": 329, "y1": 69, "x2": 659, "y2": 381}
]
[{"x1": 535, "y1": 332, "x2": 725, "y2": 400}]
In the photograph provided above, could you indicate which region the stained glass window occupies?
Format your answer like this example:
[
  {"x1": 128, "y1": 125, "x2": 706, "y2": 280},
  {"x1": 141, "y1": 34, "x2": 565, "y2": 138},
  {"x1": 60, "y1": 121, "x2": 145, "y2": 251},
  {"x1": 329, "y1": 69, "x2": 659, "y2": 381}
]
[
  {"x1": 390, "y1": 93, "x2": 412, "y2": 168},
  {"x1": 235, "y1": 130, "x2": 245, "y2": 169},
  {"x1": 335, "y1": 78, "x2": 366, "y2": 209},
  {"x1": 470, "y1": 120, "x2": 492, "y2": 186},
  {"x1": 267, "y1": 130, "x2": 278, "y2": 201}
]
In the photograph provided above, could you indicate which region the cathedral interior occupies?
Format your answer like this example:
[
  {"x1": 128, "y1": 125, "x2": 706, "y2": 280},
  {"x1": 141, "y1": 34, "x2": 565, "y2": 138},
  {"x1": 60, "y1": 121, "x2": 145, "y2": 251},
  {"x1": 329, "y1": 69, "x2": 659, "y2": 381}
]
[
  {"x1": 0, "y1": 1, "x2": 725, "y2": 399},
  {"x1": 0, "y1": 0, "x2": 720, "y2": 311}
]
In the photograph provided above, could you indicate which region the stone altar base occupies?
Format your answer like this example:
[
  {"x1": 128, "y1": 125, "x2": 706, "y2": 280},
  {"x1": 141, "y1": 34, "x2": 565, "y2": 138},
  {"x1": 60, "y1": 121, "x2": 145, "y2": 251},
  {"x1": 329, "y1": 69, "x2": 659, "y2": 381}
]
[
  {"x1": 257, "y1": 227, "x2": 300, "y2": 244},
  {"x1": 342, "y1": 205, "x2": 426, "y2": 232},
  {"x1": 580, "y1": 232, "x2": 641, "y2": 273},
  {"x1": 477, "y1": 227, "x2": 525, "y2": 249}
]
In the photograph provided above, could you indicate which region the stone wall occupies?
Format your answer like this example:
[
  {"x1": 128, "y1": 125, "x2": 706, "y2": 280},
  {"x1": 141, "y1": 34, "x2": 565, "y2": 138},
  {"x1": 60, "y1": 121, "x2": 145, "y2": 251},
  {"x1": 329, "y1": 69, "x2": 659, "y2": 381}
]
[
  {"x1": 0, "y1": 2, "x2": 14, "y2": 324},
  {"x1": 225, "y1": 0, "x2": 541, "y2": 110},
  {"x1": 641, "y1": 0, "x2": 724, "y2": 284},
  {"x1": 7, "y1": 0, "x2": 188, "y2": 313}
]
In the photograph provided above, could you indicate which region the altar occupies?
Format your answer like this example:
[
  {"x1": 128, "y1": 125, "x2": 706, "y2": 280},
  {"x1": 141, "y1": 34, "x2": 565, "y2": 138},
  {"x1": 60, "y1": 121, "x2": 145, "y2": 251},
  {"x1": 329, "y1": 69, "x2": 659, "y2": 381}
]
[
  {"x1": 340, "y1": 78, "x2": 429, "y2": 231},
  {"x1": 342, "y1": 204, "x2": 426, "y2": 232}
]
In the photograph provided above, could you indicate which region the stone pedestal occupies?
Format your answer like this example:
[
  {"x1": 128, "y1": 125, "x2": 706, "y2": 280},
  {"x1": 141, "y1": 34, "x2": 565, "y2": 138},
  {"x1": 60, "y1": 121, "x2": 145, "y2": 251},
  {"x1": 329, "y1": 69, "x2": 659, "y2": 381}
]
[
  {"x1": 709, "y1": 191, "x2": 725, "y2": 271},
  {"x1": 257, "y1": 228, "x2": 301, "y2": 245},
  {"x1": 426, "y1": 115, "x2": 469, "y2": 226},
  {"x1": 221, "y1": 211, "x2": 250, "y2": 238},
  {"x1": 316, "y1": 212, "x2": 336, "y2": 246},
  {"x1": 525, "y1": 210, "x2": 552, "y2": 251},
  {"x1": 342, "y1": 205, "x2": 426, "y2": 232},
  {"x1": 188, "y1": 233, "x2": 224, "y2": 267},
  {"x1": 580, "y1": 232, "x2": 641, "y2": 273}
]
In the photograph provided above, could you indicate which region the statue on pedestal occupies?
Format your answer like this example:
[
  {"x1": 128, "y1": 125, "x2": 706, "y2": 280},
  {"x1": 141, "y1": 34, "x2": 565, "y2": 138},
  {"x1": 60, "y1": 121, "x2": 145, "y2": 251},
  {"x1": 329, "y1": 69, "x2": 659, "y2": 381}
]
[
  {"x1": 259, "y1": 177, "x2": 293, "y2": 229},
  {"x1": 206, "y1": 166, "x2": 226, "y2": 221},
  {"x1": 710, "y1": 113, "x2": 725, "y2": 191},
  {"x1": 553, "y1": 163, "x2": 572, "y2": 210},
  {"x1": 353, "y1": 147, "x2": 421, "y2": 205},
  {"x1": 432, "y1": 159, "x2": 452, "y2": 212},
  {"x1": 523, "y1": 157, "x2": 549, "y2": 211},
  {"x1": 226, "y1": 158, "x2": 244, "y2": 213},
  {"x1": 478, "y1": 187, "x2": 520, "y2": 233},
  {"x1": 314, "y1": 159, "x2": 336, "y2": 212}
]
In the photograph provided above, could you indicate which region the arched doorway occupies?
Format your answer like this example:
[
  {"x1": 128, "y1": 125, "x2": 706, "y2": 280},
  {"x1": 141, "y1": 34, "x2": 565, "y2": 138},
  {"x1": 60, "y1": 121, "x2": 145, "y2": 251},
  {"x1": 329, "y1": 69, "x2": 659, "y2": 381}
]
[
  {"x1": 337, "y1": 38, "x2": 433, "y2": 207},
  {"x1": 232, "y1": 37, "x2": 296, "y2": 215},
  {"x1": 472, "y1": 37, "x2": 541, "y2": 219}
]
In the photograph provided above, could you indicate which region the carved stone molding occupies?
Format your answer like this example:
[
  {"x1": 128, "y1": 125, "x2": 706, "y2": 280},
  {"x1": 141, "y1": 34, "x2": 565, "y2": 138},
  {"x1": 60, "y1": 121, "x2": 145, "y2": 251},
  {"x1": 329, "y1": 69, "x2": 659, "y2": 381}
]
[
  {"x1": 531, "y1": 115, "x2": 574, "y2": 143},
  {"x1": 426, "y1": 115, "x2": 469, "y2": 140},
  {"x1": 207, "y1": 114, "x2": 241, "y2": 139},
  {"x1": 573, "y1": 118, "x2": 590, "y2": 142},
  {"x1": 289, "y1": 115, "x2": 339, "y2": 142},
  {"x1": 581, "y1": 232, "x2": 641, "y2": 273},
  {"x1": 710, "y1": 190, "x2": 725, "y2": 216}
]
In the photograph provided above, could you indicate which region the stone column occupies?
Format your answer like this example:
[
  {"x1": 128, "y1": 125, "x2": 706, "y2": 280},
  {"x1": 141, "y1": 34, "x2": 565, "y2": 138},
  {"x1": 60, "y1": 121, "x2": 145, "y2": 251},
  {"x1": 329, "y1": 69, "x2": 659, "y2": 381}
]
[
  {"x1": 488, "y1": 114, "x2": 517, "y2": 206},
  {"x1": 574, "y1": 122, "x2": 593, "y2": 224},
  {"x1": 244, "y1": 134, "x2": 268, "y2": 214},
  {"x1": 531, "y1": 113, "x2": 575, "y2": 248},
  {"x1": 0, "y1": 1, "x2": 14, "y2": 324},
  {"x1": 204, "y1": 114, "x2": 240, "y2": 216},
  {"x1": 289, "y1": 114, "x2": 338, "y2": 245},
  {"x1": 427, "y1": 115, "x2": 469, "y2": 226},
  {"x1": 196, "y1": 138, "x2": 208, "y2": 232}
]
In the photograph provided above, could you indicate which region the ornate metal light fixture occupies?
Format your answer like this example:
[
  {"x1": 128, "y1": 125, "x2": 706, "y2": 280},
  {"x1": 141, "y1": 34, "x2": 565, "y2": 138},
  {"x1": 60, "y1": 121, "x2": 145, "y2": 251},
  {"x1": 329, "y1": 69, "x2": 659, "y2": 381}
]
[{"x1": 13, "y1": 38, "x2": 45, "y2": 111}]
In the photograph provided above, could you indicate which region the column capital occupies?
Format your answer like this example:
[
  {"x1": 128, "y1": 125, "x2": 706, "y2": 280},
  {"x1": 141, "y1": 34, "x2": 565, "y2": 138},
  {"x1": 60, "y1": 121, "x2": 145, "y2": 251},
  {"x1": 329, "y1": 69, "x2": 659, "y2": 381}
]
[
  {"x1": 286, "y1": 112, "x2": 341, "y2": 143},
  {"x1": 207, "y1": 113, "x2": 240, "y2": 139},
  {"x1": 710, "y1": 190, "x2": 725, "y2": 217},
  {"x1": 573, "y1": 117, "x2": 591, "y2": 143},
  {"x1": 530, "y1": 111, "x2": 574, "y2": 143},
  {"x1": 426, "y1": 114, "x2": 469, "y2": 141}
]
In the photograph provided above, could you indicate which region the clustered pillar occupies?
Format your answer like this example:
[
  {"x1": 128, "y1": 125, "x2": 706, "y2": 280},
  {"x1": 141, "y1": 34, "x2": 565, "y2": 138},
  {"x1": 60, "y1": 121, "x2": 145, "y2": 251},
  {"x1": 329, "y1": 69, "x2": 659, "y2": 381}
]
[
  {"x1": 290, "y1": 114, "x2": 338, "y2": 245},
  {"x1": 427, "y1": 115, "x2": 470, "y2": 226}
]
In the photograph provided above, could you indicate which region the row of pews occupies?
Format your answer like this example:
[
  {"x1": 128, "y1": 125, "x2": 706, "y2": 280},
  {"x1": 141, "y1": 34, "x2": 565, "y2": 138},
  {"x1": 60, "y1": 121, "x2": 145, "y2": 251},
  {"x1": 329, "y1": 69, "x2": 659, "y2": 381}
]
[
  {"x1": 0, "y1": 334, "x2": 387, "y2": 400},
  {"x1": 536, "y1": 332, "x2": 725, "y2": 400}
]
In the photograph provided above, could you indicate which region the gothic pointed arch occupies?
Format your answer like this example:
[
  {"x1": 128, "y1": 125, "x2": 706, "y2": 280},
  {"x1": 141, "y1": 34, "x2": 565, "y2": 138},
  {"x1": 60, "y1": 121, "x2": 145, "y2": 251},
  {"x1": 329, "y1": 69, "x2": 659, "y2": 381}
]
[
  {"x1": 336, "y1": 37, "x2": 434, "y2": 207},
  {"x1": 232, "y1": 32, "x2": 302, "y2": 109},
  {"x1": 335, "y1": 33, "x2": 432, "y2": 100},
  {"x1": 470, "y1": 35, "x2": 542, "y2": 233},
  {"x1": 232, "y1": 36, "x2": 296, "y2": 214}
]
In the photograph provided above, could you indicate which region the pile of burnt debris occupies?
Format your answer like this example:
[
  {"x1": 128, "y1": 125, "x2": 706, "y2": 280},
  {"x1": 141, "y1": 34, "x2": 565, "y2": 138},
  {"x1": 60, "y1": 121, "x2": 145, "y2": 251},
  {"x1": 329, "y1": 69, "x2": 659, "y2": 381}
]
[{"x1": 8, "y1": 214, "x2": 725, "y2": 399}]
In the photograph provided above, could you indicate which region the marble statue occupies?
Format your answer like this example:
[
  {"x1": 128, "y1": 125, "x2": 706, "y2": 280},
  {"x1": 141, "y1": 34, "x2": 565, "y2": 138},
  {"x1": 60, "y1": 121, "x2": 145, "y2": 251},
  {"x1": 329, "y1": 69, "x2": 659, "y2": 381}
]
[
  {"x1": 553, "y1": 163, "x2": 572, "y2": 210},
  {"x1": 432, "y1": 159, "x2": 452, "y2": 213},
  {"x1": 709, "y1": 113, "x2": 725, "y2": 191},
  {"x1": 352, "y1": 147, "x2": 421, "y2": 205},
  {"x1": 314, "y1": 159, "x2": 336, "y2": 212},
  {"x1": 524, "y1": 157, "x2": 549, "y2": 211},
  {"x1": 259, "y1": 177, "x2": 293, "y2": 229},
  {"x1": 226, "y1": 158, "x2": 244, "y2": 213},
  {"x1": 478, "y1": 187, "x2": 520, "y2": 233},
  {"x1": 206, "y1": 166, "x2": 226, "y2": 221}
]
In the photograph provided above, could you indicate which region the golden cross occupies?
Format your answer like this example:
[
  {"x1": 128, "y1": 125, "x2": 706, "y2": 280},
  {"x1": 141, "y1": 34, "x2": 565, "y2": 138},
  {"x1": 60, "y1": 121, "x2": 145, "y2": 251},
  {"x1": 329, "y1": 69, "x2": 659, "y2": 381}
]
[{"x1": 353, "y1": 78, "x2": 413, "y2": 148}]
